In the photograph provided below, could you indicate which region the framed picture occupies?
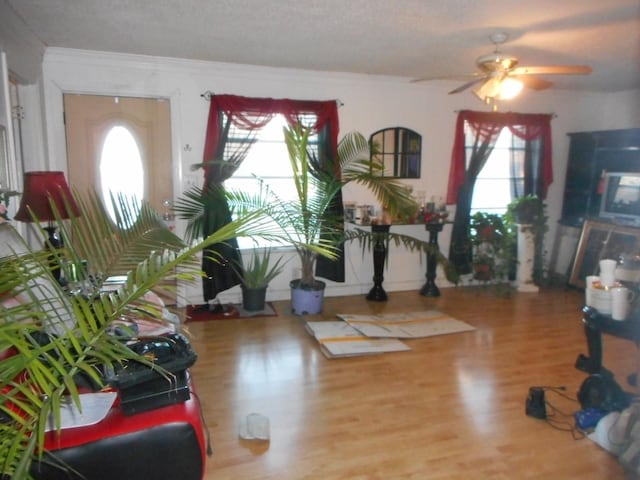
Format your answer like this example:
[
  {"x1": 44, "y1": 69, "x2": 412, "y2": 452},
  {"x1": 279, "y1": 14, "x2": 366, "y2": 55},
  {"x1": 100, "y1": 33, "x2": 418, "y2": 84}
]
[{"x1": 569, "y1": 219, "x2": 640, "y2": 288}]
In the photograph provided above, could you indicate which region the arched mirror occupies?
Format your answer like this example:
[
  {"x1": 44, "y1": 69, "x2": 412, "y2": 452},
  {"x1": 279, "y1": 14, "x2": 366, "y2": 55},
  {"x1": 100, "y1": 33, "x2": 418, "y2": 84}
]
[{"x1": 370, "y1": 127, "x2": 422, "y2": 178}]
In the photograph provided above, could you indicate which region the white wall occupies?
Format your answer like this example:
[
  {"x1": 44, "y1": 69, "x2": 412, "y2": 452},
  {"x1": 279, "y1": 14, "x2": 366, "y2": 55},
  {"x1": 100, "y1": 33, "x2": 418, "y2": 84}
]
[{"x1": 18, "y1": 48, "x2": 640, "y2": 304}]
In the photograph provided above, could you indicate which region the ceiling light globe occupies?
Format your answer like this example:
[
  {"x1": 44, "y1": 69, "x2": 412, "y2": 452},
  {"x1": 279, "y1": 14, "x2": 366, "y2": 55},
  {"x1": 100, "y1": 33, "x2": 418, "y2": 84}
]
[{"x1": 498, "y1": 78, "x2": 523, "y2": 100}]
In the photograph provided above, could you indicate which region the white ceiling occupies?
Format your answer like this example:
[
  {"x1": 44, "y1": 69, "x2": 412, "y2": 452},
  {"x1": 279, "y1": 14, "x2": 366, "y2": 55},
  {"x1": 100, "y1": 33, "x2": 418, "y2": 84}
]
[{"x1": 4, "y1": 0, "x2": 640, "y2": 93}]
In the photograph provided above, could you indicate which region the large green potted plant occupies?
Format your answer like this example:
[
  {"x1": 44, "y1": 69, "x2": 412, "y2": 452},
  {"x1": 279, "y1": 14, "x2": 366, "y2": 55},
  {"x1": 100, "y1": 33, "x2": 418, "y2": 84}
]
[
  {"x1": 234, "y1": 248, "x2": 286, "y2": 311},
  {"x1": 233, "y1": 124, "x2": 431, "y2": 314},
  {"x1": 0, "y1": 191, "x2": 267, "y2": 478}
]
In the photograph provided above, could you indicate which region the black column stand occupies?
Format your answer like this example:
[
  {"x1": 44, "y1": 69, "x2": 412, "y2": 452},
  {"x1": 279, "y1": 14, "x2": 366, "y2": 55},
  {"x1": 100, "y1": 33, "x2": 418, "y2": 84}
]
[
  {"x1": 420, "y1": 222, "x2": 444, "y2": 297},
  {"x1": 366, "y1": 224, "x2": 390, "y2": 302},
  {"x1": 44, "y1": 224, "x2": 64, "y2": 284}
]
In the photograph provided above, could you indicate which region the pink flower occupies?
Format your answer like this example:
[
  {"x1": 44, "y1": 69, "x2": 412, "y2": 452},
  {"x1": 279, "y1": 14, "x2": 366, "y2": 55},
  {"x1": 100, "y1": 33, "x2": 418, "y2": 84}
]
[{"x1": 0, "y1": 203, "x2": 8, "y2": 223}]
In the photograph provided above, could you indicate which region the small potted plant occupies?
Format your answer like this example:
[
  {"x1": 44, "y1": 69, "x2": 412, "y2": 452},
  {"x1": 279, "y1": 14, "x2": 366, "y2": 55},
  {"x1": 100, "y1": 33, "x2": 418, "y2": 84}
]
[
  {"x1": 506, "y1": 194, "x2": 545, "y2": 226},
  {"x1": 235, "y1": 248, "x2": 286, "y2": 311},
  {"x1": 469, "y1": 212, "x2": 514, "y2": 282}
]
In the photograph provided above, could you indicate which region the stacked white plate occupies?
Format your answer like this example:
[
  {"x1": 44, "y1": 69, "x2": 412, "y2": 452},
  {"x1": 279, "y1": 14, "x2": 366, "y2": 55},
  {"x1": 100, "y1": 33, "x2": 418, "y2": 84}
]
[{"x1": 585, "y1": 275, "x2": 614, "y2": 314}]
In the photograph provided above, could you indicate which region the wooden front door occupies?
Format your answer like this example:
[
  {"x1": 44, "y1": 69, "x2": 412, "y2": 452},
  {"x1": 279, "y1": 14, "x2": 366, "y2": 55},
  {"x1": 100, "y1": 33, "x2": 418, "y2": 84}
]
[{"x1": 63, "y1": 94, "x2": 173, "y2": 216}]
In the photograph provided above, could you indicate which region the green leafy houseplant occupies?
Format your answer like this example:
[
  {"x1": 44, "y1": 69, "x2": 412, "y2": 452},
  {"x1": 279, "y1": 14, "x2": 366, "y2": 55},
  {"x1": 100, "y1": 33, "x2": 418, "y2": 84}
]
[
  {"x1": 273, "y1": 124, "x2": 429, "y2": 284},
  {"x1": 505, "y1": 194, "x2": 548, "y2": 284},
  {"x1": 234, "y1": 248, "x2": 286, "y2": 289},
  {"x1": 505, "y1": 194, "x2": 546, "y2": 226},
  {"x1": 223, "y1": 124, "x2": 454, "y2": 312},
  {"x1": 469, "y1": 211, "x2": 514, "y2": 282},
  {"x1": 0, "y1": 191, "x2": 267, "y2": 478},
  {"x1": 233, "y1": 248, "x2": 287, "y2": 311}
]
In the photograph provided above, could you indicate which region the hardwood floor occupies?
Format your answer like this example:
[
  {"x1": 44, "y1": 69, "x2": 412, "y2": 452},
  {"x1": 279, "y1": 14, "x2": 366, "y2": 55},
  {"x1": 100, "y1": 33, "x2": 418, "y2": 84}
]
[{"x1": 184, "y1": 286, "x2": 638, "y2": 479}]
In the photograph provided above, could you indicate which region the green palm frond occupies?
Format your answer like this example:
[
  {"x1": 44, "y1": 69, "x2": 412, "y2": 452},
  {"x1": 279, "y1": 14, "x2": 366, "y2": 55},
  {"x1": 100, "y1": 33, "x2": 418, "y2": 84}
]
[
  {"x1": 0, "y1": 190, "x2": 268, "y2": 479},
  {"x1": 339, "y1": 131, "x2": 417, "y2": 219},
  {"x1": 345, "y1": 228, "x2": 459, "y2": 284},
  {"x1": 61, "y1": 191, "x2": 186, "y2": 276}
]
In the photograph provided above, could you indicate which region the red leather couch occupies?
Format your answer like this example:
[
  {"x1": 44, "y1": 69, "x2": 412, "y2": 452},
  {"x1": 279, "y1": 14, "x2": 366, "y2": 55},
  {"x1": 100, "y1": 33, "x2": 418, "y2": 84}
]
[{"x1": 30, "y1": 377, "x2": 207, "y2": 480}]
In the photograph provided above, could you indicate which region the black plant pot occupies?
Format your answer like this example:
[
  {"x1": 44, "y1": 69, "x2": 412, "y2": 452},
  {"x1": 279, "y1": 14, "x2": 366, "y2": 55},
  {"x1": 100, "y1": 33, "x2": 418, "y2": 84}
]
[{"x1": 241, "y1": 286, "x2": 267, "y2": 311}]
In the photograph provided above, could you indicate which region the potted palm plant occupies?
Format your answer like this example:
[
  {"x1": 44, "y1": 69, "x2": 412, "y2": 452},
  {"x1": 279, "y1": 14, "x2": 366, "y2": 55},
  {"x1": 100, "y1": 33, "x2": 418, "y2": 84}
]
[
  {"x1": 234, "y1": 248, "x2": 286, "y2": 311},
  {"x1": 0, "y1": 191, "x2": 267, "y2": 478},
  {"x1": 277, "y1": 124, "x2": 428, "y2": 313},
  {"x1": 226, "y1": 123, "x2": 443, "y2": 314}
]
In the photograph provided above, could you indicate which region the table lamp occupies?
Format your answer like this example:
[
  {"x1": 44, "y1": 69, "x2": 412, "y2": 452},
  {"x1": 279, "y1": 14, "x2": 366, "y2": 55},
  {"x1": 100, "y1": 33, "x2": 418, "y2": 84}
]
[{"x1": 14, "y1": 170, "x2": 80, "y2": 253}]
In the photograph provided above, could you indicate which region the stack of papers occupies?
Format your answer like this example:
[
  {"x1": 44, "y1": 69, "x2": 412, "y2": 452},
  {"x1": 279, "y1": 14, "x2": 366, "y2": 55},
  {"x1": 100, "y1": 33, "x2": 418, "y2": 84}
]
[{"x1": 305, "y1": 321, "x2": 410, "y2": 358}]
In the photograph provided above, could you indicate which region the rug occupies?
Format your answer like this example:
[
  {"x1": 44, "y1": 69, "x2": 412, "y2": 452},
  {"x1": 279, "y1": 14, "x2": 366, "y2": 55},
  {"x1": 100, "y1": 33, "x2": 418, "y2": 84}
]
[{"x1": 186, "y1": 302, "x2": 277, "y2": 322}]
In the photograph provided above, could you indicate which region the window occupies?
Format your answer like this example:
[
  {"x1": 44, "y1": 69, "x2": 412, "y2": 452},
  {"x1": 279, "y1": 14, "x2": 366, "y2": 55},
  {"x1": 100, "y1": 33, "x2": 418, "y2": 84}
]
[
  {"x1": 224, "y1": 114, "x2": 318, "y2": 249},
  {"x1": 99, "y1": 125, "x2": 144, "y2": 226},
  {"x1": 470, "y1": 128, "x2": 525, "y2": 215}
]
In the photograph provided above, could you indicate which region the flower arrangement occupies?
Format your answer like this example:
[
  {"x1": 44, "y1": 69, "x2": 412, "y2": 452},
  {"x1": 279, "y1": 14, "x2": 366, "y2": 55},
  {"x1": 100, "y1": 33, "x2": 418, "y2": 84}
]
[
  {"x1": 0, "y1": 189, "x2": 19, "y2": 223},
  {"x1": 423, "y1": 210, "x2": 449, "y2": 224},
  {"x1": 469, "y1": 211, "x2": 515, "y2": 282}
]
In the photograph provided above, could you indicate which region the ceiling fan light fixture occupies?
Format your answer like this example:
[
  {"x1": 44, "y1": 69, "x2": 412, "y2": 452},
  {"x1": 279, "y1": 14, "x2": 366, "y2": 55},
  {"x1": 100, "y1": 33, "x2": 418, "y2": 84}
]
[
  {"x1": 472, "y1": 77, "x2": 501, "y2": 101},
  {"x1": 497, "y1": 77, "x2": 523, "y2": 100},
  {"x1": 472, "y1": 76, "x2": 523, "y2": 107}
]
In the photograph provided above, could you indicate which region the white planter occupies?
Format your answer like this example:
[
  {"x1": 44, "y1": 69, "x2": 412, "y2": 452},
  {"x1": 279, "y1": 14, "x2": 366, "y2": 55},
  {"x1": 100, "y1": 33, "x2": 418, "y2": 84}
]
[{"x1": 516, "y1": 224, "x2": 539, "y2": 293}]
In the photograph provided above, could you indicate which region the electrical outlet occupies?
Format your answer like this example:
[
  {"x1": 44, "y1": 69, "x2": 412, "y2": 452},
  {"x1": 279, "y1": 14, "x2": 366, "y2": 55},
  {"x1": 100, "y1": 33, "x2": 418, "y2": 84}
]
[{"x1": 185, "y1": 175, "x2": 199, "y2": 187}]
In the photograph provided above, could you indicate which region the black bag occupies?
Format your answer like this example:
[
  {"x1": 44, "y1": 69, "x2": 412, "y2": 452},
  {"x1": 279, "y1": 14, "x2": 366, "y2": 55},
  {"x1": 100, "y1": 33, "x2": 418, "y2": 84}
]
[
  {"x1": 107, "y1": 333, "x2": 197, "y2": 415},
  {"x1": 577, "y1": 373, "x2": 629, "y2": 413}
]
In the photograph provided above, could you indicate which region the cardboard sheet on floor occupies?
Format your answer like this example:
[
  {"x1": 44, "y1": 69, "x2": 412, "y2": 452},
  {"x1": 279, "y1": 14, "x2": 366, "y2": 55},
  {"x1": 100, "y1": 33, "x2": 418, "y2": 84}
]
[
  {"x1": 336, "y1": 310, "x2": 476, "y2": 339},
  {"x1": 305, "y1": 321, "x2": 410, "y2": 358}
]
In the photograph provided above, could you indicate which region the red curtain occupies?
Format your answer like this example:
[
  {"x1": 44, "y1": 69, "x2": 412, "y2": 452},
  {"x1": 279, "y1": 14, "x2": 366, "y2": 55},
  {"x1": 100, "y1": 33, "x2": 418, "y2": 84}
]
[
  {"x1": 202, "y1": 94, "x2": 340, "y2": 183},
  {"x1": 198, "y1": 94, "x2": 343, "y2": 301},
  {"x1": 446, "y1": 110, "x2": 553, "y2": 204}
]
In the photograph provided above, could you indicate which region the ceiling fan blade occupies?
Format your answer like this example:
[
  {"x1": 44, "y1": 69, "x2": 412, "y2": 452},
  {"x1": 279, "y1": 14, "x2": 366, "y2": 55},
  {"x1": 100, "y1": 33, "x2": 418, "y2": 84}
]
[
  {"x1": 511, "y1": 65, "x2": 592, "y2": 76},
  {"x1": 517, "y1": 75, "x2": 553, "y2": 91},
  {"x1": 448, "y1": 77, "x2": 487, "y2": 94},
  {"x1": 410, "y1": 73, "x2": 479, "y2": 84}
]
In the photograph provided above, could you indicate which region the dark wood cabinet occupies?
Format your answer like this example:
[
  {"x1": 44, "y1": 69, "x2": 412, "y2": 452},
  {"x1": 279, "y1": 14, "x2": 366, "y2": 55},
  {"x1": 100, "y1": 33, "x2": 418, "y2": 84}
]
[{"x1": 561, "y1": 128, "x2": 640, "y2": 227}]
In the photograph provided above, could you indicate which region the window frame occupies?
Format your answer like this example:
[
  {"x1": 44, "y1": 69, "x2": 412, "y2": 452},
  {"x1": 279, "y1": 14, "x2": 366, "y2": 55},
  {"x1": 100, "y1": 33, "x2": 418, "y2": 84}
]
[
  {"x1": 224, "y1": 113, "x2": 320, "y2": 250},
  {"x1": 469, "y1": 126, "x2": 526, "y2": 215}
]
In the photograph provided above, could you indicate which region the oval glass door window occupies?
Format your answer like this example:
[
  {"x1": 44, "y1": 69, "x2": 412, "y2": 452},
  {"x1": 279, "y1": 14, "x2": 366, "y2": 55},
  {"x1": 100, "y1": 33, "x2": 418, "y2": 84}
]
[{"x1": 99, "y1": 125, "x2": 144, "y2": 225}]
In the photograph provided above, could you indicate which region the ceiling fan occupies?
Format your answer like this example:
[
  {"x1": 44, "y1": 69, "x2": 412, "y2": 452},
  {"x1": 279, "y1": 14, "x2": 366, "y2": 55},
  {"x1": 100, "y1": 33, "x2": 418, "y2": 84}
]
[{"x1": 415, "y1": 32, "x2": 592, "y2": 105}]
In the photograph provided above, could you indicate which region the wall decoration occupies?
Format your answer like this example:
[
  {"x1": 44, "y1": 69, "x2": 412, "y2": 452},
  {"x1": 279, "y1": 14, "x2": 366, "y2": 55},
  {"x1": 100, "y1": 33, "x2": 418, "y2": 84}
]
[{"x1": 569, "y1": 219, "x2": 640, "y2": 288}]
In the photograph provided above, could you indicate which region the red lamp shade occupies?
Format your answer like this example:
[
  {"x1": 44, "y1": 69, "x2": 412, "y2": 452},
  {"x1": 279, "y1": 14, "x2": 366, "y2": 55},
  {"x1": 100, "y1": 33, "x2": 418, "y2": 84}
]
[{"x1": 14, "y1": 171, "x2": 80, "y2": 222}]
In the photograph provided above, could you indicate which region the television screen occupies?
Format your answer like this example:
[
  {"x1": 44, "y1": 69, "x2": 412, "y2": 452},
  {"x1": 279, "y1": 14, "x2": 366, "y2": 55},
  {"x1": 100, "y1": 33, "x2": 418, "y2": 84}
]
[{"x1": 599, "y1": 172, "x2": 640, "y2": 226}]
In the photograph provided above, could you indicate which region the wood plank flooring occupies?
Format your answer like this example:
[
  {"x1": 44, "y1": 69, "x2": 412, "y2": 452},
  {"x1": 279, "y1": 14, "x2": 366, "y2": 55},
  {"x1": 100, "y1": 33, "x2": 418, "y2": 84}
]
[{"x1": 184, "y1": 286, "x2": 638, "y2": 479}]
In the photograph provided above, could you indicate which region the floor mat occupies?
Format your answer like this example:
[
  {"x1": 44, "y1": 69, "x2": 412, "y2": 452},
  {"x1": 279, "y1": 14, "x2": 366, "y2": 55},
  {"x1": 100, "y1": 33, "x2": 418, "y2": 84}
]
[{"x1": 185, "y1": 302, "x2": 277, "y2": 322}]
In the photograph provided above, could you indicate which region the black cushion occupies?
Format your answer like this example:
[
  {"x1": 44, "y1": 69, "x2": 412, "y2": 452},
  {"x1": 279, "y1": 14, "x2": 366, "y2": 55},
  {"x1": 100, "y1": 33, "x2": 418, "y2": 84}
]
[{"x1": 31, "y1": 422, "x2": 203, "y2": 480}]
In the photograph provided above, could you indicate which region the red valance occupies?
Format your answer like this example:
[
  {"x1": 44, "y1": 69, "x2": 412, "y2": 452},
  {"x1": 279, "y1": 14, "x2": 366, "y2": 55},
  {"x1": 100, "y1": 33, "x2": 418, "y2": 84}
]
[
  {"x1": 446, "y1": 110, "x2": 553, "y2": 204},
  {"x1": 202, "y1": 94, "x2": 340, "y2": 181}
]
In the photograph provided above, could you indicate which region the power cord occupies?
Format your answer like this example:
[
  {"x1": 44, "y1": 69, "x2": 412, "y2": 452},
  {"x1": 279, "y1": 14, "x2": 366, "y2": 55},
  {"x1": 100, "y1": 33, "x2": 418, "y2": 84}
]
[
  {"x1": 526, "y1": 385, "x2": 585, "y2": 440},
  {"x1": 190, "y1": 388, "x2": 214, "y2": 456},
  {"x1": 544, "y1": 397, "x2": 586, "y2": 440}
]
